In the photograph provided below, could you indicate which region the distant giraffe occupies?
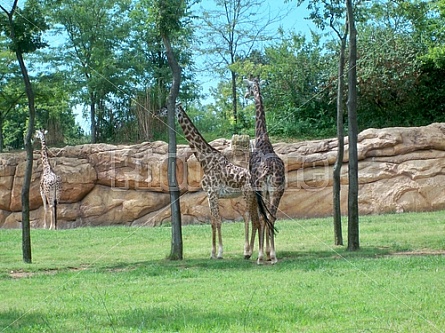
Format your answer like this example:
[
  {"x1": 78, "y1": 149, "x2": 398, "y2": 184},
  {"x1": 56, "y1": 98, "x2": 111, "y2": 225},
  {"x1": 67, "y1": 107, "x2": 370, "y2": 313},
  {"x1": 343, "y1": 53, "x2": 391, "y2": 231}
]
[
  {"x1": 34, "y1": 129, "x2": 61, "y2": 230},
  {"x1": 244, "y1": 78, "x2": 285, "y2": 264},
  {"x1": 175, "y1": 104, "x2": 270, "y2": 259}
]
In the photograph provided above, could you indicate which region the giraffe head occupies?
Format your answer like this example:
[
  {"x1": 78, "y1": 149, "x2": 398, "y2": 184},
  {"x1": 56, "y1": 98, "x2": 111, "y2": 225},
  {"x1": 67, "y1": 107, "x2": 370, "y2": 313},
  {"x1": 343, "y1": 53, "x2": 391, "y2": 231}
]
[
  {"x1": 157, "y1": 103, "x2": 182, "y2": 118},
  {"x1": 244, "y1": 78, "x2": 266, "y2": 99},
  {"x1": 34, "y1": 129, "x2": 48, "y2": 143}
]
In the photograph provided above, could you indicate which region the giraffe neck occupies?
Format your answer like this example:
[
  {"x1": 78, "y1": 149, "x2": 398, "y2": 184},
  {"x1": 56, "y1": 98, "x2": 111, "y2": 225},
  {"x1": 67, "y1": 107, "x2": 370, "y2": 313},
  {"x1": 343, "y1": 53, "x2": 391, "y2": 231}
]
[
  {"x1": 39, "y1": 139, "x2": 52, "y2": 173},
  {"x1": 177, "y1": 106, "x2": 218, "y2": 162},
  {"x1": 253, "y1": 84, "x2": 274, "y2": 151}
]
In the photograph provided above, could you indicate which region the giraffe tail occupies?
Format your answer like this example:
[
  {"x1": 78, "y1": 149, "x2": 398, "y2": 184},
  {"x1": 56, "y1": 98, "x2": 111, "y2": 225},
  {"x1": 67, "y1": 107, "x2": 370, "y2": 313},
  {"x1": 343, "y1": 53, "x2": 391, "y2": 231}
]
[
  {"x1": 53, "y1": 188, "x2": 58, "y2": 230},
  {"x1": 53, "y1": 199, "x2": 58, "y2": 230},
  {"x1": 255, "y1": 191, "x2": 278, "y2": 236}
]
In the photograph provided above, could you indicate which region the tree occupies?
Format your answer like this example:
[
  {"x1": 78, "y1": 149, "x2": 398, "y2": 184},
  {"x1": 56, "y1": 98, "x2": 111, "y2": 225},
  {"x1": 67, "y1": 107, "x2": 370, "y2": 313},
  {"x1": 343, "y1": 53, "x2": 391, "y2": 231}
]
[
  {"x1": 199, "y1": 0, "x2": 286, "y2": 131},
  {"x1": 34, "y1": 72, "x2": 78, "y2": 144},
  {"x1": 332, "y1": 21, "x2": 347, "y2": 246},
  {"x1": 328, "y1": 7, "x2": 348, "y2": 247},
  {"x1": 0, "y1": 0, "x2": 48, "y2": 263},
  {"x1": 346, "y1": 0, "x2": 359, "y2": 251},
  {"x1": 294, "y1": 0, "x2": 348, "y2": 245},
  {"x1": 151, "y1": 0, "x2": 193, "y2": 260},
  {"x1": 256, "y1": 32, "x2": 334, "y2": 138},
  {"x1": 354, "y1": 0, "x2": 427, "y2": 129},
  {"x1": 295, "y1": 0, "x2": 361, "y2": 248},
  {"x1": 309, "y1": 0, "x2": 349, "y2": 246},
  {"x1": 0, "y1": 42, "x2": 25, "y2": 152},
  {"x1": 126, "y1": 0, "x2": 196, "y2": 143},
  {"x1": 43, "y1": 0, "x2": 131, "y2": 143}
]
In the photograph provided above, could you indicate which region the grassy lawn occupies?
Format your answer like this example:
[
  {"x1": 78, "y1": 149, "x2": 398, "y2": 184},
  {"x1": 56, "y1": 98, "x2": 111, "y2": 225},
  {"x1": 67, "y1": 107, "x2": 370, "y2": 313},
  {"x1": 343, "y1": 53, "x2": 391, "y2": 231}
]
[{"x1": 1, "y1": 211, "x2": 445, "y2": 332}]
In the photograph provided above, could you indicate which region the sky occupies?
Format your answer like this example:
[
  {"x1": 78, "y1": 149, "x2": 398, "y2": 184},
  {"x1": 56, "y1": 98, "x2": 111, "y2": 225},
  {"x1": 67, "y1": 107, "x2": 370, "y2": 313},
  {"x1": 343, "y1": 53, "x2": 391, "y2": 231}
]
[
  {"x1": 74, "y1": 0, "x2": 317, "y2": 132},
  {"x1": 194, "y1": 0, "x2": 316, "y2": 102}
]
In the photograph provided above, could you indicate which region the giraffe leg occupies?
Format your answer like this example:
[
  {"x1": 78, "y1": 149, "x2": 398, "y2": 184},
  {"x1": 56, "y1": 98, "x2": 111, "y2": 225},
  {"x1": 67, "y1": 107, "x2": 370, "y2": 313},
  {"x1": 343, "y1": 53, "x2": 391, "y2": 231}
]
[
  {"x1": 249, "y1": 222, "x2": 258, "y2": 255},
  {"x1": 266, "y1": 221, "x2": 277, "y2": 264},
  {"x1": 243, "y1": 213, "x2": 251, "y2": 259},
  {"x1": 210, "y1": 218, "x2": 223, "y2": 259},
  {"x1": 257, "y1": 216, "x2": 266, "y2": 264},
  {"x1": 49, "y1": 204, "x2": 55, "y2": 230},
  {"x1": 41, "y1": 192, "x2": 48, "y2": 229},
  {"x1": 211, "y1": 220, "x2": 217, "y2": 259},
  {"x1": 269, "y1": 230, "x2": 277, "y2": 264},
  {"x1": 256, "y1": 189, "x2": 269, "y2": 264},
  {"x1": 244, "y1": 192, "x2": 257, "y2": 259},
  {"x1": 49, "y1": 200, "x2": 58, "y2": 230},
  {"x1": 247, "y1": 202, "x2": 260, "y2": 260},
  {"x1": 208, "y1": 195, "x2": 223, "y2": 259},
  {"x1": 216, "y1": 220, "x2": 223, "y2": 259},
  {"x1": 267, "y1": 191, "x2": 283, "y2": 264}
]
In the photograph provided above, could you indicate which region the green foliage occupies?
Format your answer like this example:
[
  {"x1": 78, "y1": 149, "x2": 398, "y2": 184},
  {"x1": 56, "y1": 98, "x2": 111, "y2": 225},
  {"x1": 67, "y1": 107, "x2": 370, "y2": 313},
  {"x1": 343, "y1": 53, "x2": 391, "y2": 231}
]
[
  {"x1": 150, "y1": 0, "x2": 188, "y2": 36},
  {"x1": 237, "y1": 32, "x2": 337, "y2": 139},
  {"x1": 422, "y1": 0, "x2": 445, "y2": 69},
  {"x1": 2, "y1": 0, "x2": 445, "y2": 145},
  {"x1": 1, "y1": 211, "x2": 445, "y2": 332},
  {"x1": 357, "y1": 26, "x2": 424, "y2": 128},
  {"x1": 0, "y1": 0, "x2": 48, "y2": 53},
  {"x1": 2, "y1": 106, "x2": 27, "y2": 149},
  {"x1": 355, "y1": 0, "x2": 445, "y2": 129}
]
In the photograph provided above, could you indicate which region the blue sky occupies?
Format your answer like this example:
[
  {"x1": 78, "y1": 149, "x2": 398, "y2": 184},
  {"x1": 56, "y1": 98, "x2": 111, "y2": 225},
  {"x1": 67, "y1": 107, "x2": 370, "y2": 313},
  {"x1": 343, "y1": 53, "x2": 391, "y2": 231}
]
[{"x1": 193, "y1": 0, "x2": 316, "y2": 104}]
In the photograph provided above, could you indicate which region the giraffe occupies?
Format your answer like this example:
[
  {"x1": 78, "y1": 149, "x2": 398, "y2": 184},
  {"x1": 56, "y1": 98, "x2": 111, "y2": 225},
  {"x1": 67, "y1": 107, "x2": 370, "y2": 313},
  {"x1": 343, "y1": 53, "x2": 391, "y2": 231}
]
[
  {"x1": 175, "y1": 103, "x2": 269, "y2": 259},
  {"x1": 244, "y1": 78, "x2": 285, "y2": 264},
  {"x1": 34, "y1": 129, "x2": 61, "y2": 230}
]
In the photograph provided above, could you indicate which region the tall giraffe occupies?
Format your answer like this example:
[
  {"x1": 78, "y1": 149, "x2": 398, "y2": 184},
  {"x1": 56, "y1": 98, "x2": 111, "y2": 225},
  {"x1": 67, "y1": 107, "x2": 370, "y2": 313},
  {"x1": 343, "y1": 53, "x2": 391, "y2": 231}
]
[
  {"x1": 34, "y1": 129, "x2": 61, "y2": 230},
  {"x1": 175, "y1": 104, "x2": 268, "y2": 259},
  {"x1": 244, "y1": 78, "x2": 285, "y2": 264}
]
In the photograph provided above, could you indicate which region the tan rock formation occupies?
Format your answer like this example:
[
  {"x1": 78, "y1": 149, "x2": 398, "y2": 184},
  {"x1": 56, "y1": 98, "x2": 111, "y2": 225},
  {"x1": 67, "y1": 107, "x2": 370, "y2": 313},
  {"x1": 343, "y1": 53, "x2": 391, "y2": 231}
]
[{"x1": 1, "y1": 123, "x2": 445, "y2": 228}]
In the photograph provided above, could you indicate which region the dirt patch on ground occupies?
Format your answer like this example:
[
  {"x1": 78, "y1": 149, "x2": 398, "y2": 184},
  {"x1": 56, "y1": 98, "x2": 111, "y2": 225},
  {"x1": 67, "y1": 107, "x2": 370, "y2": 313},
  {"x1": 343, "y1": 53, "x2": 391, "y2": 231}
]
[
  {"x1": 9, "y1": 269, "x2": 58, "y2": 279},
  {"x1": 390, "y1": 250, "x2": 445, "y2": 256},
  {"x1": 8, "y1": 265, "x2": 89, "y2": 279}
]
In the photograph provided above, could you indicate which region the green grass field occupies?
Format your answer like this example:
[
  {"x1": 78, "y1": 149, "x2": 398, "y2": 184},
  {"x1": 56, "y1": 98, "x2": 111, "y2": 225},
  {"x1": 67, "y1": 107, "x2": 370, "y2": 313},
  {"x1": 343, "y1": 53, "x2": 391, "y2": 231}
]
[{"x1": 1, "y1": 211, "x2": 445, "y2": 332}]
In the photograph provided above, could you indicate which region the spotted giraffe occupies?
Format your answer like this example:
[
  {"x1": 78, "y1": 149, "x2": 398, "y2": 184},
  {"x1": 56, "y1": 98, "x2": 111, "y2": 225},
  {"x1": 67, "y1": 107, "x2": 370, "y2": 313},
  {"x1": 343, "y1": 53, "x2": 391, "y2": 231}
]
[
  {"x1": 244, "y1": 78, "x2": 285, "y2": 264},
  {"x1": 175, "y1": 104, "x2": 271, "y2": 259},
  {"x1": 34, "y1": 129, "x2": 61, "y2": 230}
]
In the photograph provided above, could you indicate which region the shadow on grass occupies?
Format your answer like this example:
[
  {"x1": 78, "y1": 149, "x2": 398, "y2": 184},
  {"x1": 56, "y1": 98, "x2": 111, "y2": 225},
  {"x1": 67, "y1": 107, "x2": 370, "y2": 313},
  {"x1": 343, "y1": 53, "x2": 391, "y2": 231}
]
[
  {"x1": 6, "y1": 246, "x2": 437, "y2": 279},
  {"x1": 0, "y1": 309, "x2": 53, "y2": 332},
  {"x1": 86, "y1": 246, "x2": 398, "y2": 276},
  {"x1": 0, "y1": 303, "x2": 317, "y2": 332}
]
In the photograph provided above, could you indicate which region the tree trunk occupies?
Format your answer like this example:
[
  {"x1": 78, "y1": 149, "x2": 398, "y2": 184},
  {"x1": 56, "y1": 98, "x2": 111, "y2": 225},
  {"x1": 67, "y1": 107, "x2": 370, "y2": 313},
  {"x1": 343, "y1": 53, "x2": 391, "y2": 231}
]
[
  {"x1": 346, "y1": 0, "x2": 359, "y2": 251},
  {"x1": 162, "y1": 34, "x2": 183, "y2": 260},
  {"x1": 90, "y1": 93, "x2": 96, "y2": 143},
  {"x1": 16, "y1": 51, "x2": 35, "y2": 263},
  {"x1": 3, "y1": 0, "x2": 35, "y2": 263},
  {"x1": 0, "y1": 116, "x2": 3, "y2": 153},
  {"x1": 332, "y1": 21, "x2": 348, "y2": 247},
  {"x1": 231, "y1": 69, "x2": 238, "y2": 129}
]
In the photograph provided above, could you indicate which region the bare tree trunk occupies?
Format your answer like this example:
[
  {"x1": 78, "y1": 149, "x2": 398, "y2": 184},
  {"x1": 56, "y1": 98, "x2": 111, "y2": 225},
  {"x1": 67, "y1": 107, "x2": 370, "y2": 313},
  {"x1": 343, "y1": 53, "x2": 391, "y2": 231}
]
[
  {"x1": 231, "y1": 69, "x2": 238, "y2": 128},
  {"x1": 346, "y1": 0, "x2": 359, "y2": 251},
  {"x1": 134, "y1": 88, "x2": 165, "y2": 142},
  {"x1": 1, "y1": 0, "x2": 35, "y2": 263},
  {"x1": 332, "y1": 20, "x2": 348, "y2": 246},
  {"x1": 17, "y1": 50, "x2": 35, "y2": 263},
  {"x1": 0, "y1": 116, "x2": 3, "y2": 153},
  {"x1": 162, "y1": 34, "x2": 183, "y2": 260},
  {"x1": 90, "y1": 93, "x2": 96, "y2": 143}
]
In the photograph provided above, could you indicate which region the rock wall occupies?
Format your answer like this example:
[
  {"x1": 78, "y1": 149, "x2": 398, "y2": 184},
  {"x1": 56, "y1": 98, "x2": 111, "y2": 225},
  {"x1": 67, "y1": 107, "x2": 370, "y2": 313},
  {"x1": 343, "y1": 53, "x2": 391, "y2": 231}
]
[{"x1": 1, "y1": 123, "x2": 445, "y2": 229}]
